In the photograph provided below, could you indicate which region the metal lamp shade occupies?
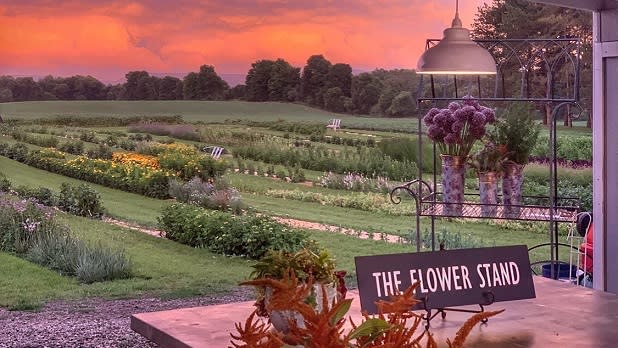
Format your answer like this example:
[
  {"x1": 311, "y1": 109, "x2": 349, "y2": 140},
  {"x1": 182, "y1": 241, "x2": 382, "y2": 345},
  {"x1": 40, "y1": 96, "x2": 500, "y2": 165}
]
[{"x1": 417, "y1": 26, "x2": 497, "y2": 75}]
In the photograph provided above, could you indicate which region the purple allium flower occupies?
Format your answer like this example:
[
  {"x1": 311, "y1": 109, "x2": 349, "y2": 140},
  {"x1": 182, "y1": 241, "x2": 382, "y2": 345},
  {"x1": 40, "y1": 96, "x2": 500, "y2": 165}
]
[
  {"x1": 423, "y1": 113, "x2": 435, "y2": 126},
  {"x1": 433, "y1": 112, "x2": 447, "y2": 127},
  {"x1": 451, "y1": 121, "x2": 465, "y2": 133},
  {"x1": 444, "y1": 133, "x2": 460, "y2": 145},
  {"x1": 427, "y1": 125, "x2": 445, "y2": 141},
  {"x1": 471, "y1": 112, "x2": 486, "y2": 127},
  {"x1": 462, "y1": 96, "x2": 480, "y2": 108},
  {"x1": 448, "y1": 102, "x2": 461, "y2": 112},
  {"x1": 481, "y1": 107, "x2": 496, "y2": 123}
]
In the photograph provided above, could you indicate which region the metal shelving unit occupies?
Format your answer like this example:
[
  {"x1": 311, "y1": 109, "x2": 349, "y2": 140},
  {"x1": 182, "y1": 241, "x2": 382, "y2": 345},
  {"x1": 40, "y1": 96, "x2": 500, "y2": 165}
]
[{"x1": 391, "y1": 38, "x2": 584, "y2": 280}]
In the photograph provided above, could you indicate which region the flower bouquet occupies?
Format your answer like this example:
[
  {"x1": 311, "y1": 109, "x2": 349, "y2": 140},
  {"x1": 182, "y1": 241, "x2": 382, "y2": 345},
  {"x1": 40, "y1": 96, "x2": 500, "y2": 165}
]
[{"x1": 423, "y1": 97, "x2": 496, "y2": 215}]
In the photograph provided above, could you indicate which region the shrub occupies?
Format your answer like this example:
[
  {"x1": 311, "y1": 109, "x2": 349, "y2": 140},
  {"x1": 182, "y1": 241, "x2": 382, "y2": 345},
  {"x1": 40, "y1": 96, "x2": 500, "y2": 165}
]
[
  {"x1": 0, "y1": 196, "x2": 57, "y2": 254},
  {"x1": 6, "y1": 143, "x2": 29, "y2": 162},
  {"x1": 79, "y1": 131, "x2": 97, "y2": 143},
  {"x1": 86, "y1": 144, "x2": 113, "y2": 160},
  {"x1": 158, "y1": 203, "x2": 307, "y2": 259},
  {"x1": 58, "y1": 183, "x2": 105, "y2": 218},
  {"x1": 168, "y1": 177, "x2": 245, "y2": 214},
  {"x1": 0, "y1": 172, "x2": 11, "y2": 192},
  {"x1": 75, "y1": 242, "x2": 132, "y2": 283},
  {"x1": 58, "y1": 140, "x2": 84, "y2": 155}
]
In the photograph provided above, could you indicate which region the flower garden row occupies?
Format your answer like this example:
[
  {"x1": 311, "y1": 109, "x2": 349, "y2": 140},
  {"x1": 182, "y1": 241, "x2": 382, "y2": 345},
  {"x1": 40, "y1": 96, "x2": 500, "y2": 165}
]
[{"x1": 0, "y1": 142, "x2": 228, "y2": 199}]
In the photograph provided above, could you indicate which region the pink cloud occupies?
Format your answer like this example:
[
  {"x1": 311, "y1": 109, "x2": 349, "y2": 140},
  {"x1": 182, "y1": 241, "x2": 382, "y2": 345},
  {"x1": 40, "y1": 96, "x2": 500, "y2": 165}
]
[{"x1": 0, "y1": 0, "x2": 489, "y2": 82}]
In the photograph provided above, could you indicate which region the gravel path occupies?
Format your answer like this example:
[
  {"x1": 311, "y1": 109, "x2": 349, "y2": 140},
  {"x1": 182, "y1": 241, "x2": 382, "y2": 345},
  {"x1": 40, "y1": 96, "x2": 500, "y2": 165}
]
[{"x1": 0, "y1": 288, "x2": 253, "y2": 348}]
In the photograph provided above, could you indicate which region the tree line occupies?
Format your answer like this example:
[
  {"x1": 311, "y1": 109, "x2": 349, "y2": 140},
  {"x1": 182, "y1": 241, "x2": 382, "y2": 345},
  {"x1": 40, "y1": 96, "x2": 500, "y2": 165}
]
[{"x1": 0, "y1": 56, "x2": 419, "y2": 118}]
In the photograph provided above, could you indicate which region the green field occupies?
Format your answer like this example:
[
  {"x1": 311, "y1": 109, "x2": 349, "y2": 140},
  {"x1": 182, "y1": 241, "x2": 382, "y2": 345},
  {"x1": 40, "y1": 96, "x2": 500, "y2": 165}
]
[
  {"x1": 0, "y1": 100, "x2": 419, "y2": 132},
  {"x1": 0, "y1": 100, "x2": 591, "y2": 308}
]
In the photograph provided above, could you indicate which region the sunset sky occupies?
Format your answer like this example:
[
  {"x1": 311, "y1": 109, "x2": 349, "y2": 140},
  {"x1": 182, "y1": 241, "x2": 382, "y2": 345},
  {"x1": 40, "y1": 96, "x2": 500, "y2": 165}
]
[{"x1": 0, "y1": 0, "x2": 488, "y2": 84}]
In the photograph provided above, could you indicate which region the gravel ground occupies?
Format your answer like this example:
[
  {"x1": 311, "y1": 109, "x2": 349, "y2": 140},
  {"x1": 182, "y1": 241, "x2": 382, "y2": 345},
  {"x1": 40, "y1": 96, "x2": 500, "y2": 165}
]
[{"x1": 0, "y1": 288, "x2": 253, "y2": 348}]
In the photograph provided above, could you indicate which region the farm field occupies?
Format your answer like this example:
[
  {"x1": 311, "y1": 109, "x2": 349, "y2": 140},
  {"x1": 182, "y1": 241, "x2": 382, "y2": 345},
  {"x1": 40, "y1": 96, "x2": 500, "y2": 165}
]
[{"x1": 0, "y1": 100, "x2": 593, "y2": 309}]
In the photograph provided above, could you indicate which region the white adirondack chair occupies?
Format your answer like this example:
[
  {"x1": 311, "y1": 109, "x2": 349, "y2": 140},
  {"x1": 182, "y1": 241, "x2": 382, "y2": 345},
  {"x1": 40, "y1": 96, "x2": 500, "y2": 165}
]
[{"x1": 326, "y1": 118, "x2": 341, "y2": 132}]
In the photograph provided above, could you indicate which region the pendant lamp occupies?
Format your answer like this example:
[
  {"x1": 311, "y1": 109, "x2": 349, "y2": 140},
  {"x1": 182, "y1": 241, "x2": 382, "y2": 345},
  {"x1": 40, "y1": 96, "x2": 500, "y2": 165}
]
[{"x1": 416, "y1": 0, "x2": 496, "y2": 75}]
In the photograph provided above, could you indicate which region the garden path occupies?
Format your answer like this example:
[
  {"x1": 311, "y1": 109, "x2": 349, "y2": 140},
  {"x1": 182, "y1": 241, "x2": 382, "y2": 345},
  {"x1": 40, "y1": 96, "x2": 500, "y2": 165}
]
[{"x1": 103, "y1": 216, "x2": 405, "y2": 243}]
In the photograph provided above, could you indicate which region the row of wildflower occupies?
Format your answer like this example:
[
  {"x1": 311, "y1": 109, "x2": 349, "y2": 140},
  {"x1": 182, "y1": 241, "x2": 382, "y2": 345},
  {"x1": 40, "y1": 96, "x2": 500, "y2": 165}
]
[
  {"x1": 112, "y1": 152, "x2": 160, "y2": 169},
  {"x1": 0, "y1": 141, "x2": 229, "y2": 199}
]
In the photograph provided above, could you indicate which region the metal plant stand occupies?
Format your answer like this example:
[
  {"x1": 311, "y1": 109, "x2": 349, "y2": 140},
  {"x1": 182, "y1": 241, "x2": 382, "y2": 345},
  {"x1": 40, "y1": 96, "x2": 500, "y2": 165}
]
[{"x1": 391, "y1": 38, "x2": 583, "y2": 282}]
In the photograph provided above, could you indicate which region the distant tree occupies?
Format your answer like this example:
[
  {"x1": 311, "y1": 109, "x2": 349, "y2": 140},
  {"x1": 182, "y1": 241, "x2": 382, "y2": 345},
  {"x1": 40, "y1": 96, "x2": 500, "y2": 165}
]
[
  {"x1": 106, "y1": 84, "x2": 126, "y2": 100},
  {"x1": 377, "y1": 86, "x2": 398, "y2": 114},
  {"x1": 472, "y1": 0, "x2": 592, "y2": 126},
  {"x1": 0, "y1": 88, "x2": 13, "y2": 102},
  {"x1": 183, "y1": 72, "x2": 200, "y2": 100},
  {"x1": 246, "y1": 60, "x2": 275, "y2": 101},
  {"x1": 125, "y1": 71, "x2": 157, "y2": 100},
  {"x1": 159, "y1": 76, "x2": 183, "y2": 100},
  {"x1": 268, "y1": 59, "x2": 300, "y2": 102},
  {"x1": 195, "y1": 65, "x2": 229, "y2": 100},
  {"x1": 323, "y1": 87, "x2": 345, "y2": 113},
  {"x1": 351, "y1": 73, "x2": 382, "y2": 114},
  {"x1": 301, "y1": 55, "x2": 332, "y2": 106},
  {"x1": 387, "y1": 91, "x2": 416, "y2": 117},
  {"x1": 230, "y1": 84, "x2": 247, "y2": 100},
  {"x1": 326, "y1": 63, "x2": 352, "y2": 97},
  {"x1": 12, "y1": 77, "x2": 42, "y2": 101}
]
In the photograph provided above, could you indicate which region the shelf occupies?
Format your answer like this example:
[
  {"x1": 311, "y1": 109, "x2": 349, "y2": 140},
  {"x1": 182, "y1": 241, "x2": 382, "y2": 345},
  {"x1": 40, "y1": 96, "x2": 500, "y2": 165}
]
[
  {"x1": 390, "y1": 182, "x2": 580, "y2": 222},
  {"x1": 418, "y1": 201, "x2": 578, "y2": 222}
]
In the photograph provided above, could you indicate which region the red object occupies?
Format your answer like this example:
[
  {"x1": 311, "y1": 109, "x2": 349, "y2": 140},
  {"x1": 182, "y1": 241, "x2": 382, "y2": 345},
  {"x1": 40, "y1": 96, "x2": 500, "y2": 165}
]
[{"x1": 579, "y1": 222, "x2": 594, "y2": 274}]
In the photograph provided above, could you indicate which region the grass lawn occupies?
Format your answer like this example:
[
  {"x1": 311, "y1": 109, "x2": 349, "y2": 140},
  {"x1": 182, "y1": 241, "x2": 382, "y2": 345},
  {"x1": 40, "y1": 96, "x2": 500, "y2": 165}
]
[
  {"x1": 0, "y1": 213, "x2": 254, "y2": 309},
  {"x1": 0, "y1": 211, "x2": 451, "y2": 310}
]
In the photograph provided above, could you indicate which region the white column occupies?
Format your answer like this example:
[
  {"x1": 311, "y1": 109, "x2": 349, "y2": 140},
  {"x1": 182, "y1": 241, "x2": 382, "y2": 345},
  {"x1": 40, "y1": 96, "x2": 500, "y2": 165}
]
[{"x1": 592, "y1": 11, "x2": 606, "y2": 291}]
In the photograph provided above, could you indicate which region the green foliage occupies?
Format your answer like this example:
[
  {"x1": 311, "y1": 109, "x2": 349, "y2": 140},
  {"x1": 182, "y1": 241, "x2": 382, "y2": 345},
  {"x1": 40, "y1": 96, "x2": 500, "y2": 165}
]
[
  {"x1": 377, "y1": 136, "x2": 437, "y2": 173},
  {"x1": 523, "y1": 164, "x2": 592, "y2": 211},
  {"x1": 158, "y1": 203, "x2": 308, "y2": 259},
  {"x1": 26, "y1": 229, "x2": 132, "y2": 283},
  {"x1": 58, "y1": 139, "x2": 85, "y2": 155},
  {"x1": 232, "y1": 144, "x2": 417, "y2": 181},
  {"x1": 79, "y1": 131, "x2": 97, "y2": 143},
  {"x1": 86, "y1": 143, "x2": 113, "y2": 160},
  {"x1": 58, "y1": 183, "x2": 105, "y2": 218},
  {"x1": 263, "y1": 189, "x2": 409, "y2": 216},
  {"x1": 410, "y1": 228, "x2": 487, "y2": 251},
  {"x1": 250, "y1": 242, "x2": 336, "y2": 283},
  {"x1": 490, "y1": 103, "x2": 541, "y2": 164},
  {"x1": 0, "y1": 172, "x2": 11, "y2": 192},
  {"x1": 1, "y1": 143, "x2": 29, "y2": 162},
  {"x1": 75, "y1": 242, "x2": 132, "y2": 284},
  {"x1": 469, "y1": 141, "x2": 505, "y2": 173},
  {"x1": 10, "y1": 130, "x2": 59, "y2": 148}
]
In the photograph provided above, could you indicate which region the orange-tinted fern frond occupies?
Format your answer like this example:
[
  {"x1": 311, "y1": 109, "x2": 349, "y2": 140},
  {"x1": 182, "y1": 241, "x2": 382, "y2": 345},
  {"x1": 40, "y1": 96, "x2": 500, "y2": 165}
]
[
  {"x1": 229, "y1": 310, "x2": 284, "y2": 348},
  {"x1": 285, "y1": 288, "x2": 351, "y2": 348},
  {"x1": 446, "y1": 309, "x2": 505, "y2": 348},
  {"x1": 375, "y1": 282, "x2": 422, "y2": 315}
]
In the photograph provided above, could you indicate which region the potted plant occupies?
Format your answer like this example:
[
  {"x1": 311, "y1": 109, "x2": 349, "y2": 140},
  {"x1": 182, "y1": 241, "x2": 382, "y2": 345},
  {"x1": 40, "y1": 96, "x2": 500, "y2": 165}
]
[
  {"x1": 242, "y1": 242, "x2": 346, "y2": 334},
  {"x1": 423, "y1": 96, "x2": 496, "y2": 215},
  {"x1": 469, "y1": 140, "x2": 506, "y2": 217},
  {"x1": 489, "y1": 103, "x2": 541, "y2": 217}
]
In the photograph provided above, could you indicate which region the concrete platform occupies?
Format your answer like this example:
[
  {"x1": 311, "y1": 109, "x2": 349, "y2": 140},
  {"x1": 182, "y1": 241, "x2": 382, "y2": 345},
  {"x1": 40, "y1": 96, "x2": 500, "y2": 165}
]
[{"x1": 131, "y1": 277, "x2": 618, "y2": 347}]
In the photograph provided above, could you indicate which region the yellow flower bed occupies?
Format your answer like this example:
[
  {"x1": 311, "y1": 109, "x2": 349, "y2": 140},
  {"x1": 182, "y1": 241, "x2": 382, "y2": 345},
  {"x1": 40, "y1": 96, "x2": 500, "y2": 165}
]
[{"x1": 112, "y1": 152, "x2": 160, "y2": 169}]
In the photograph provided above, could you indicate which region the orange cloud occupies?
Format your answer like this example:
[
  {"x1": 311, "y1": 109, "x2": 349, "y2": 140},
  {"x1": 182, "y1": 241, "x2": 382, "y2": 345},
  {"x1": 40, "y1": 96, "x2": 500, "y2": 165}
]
[{"x1": 0, "y1": 0, "x2": 489, "y2": 82}]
